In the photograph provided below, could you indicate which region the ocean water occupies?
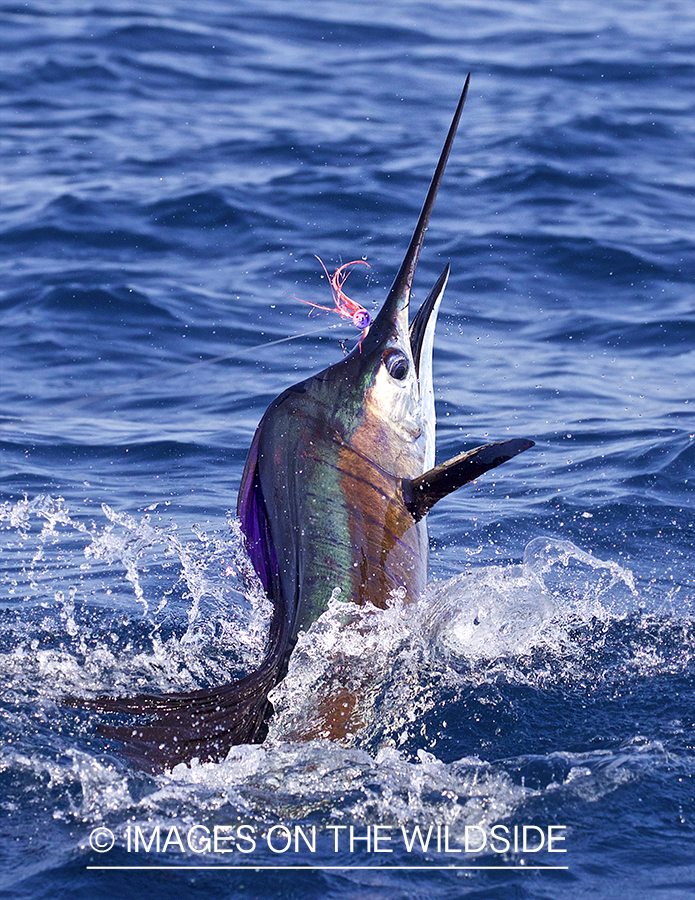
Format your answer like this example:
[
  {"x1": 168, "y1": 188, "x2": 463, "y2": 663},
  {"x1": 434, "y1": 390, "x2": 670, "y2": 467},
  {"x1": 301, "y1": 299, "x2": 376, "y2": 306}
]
[{"x1": 1, "y1": 0, "x2": 694, "y2": 897}]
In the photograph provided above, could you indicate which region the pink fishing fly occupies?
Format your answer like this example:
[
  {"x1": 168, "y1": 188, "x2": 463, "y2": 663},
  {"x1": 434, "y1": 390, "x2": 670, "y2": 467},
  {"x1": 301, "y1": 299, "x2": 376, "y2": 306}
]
[{"x1": 299, "y1": 256, "x2": 372, "y2": 347}]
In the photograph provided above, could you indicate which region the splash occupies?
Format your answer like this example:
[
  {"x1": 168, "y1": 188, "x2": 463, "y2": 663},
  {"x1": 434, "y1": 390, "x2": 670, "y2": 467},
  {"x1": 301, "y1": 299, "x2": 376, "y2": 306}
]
[
  {"x1": 265, "y1": 538, "x2": 653, "y2": 752},
  {"x1": 0, "y1": 494, "x2": 272, "y2": 700},
  {"x1": 1, "y1": 501, "x2": 692, "y2": 871}
]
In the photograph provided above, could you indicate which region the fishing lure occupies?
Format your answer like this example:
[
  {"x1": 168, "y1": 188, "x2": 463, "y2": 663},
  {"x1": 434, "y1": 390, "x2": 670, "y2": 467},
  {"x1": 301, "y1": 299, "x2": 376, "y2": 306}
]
[{"x1": 299, "y1": 256, "x2": 372, "y2": 346}]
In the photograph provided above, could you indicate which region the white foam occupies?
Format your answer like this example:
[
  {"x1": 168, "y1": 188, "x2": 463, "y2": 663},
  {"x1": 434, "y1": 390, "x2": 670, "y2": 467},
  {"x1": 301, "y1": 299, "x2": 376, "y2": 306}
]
[
  {"x1": 266, "y1": 537, "x2": 640, "y2": 747},
  {"x1": 0, "y1": 495, "x2": 272, "y2": 698},
  {"x1": 2, "y1": 498, "x2": 693, "y2": 831}
]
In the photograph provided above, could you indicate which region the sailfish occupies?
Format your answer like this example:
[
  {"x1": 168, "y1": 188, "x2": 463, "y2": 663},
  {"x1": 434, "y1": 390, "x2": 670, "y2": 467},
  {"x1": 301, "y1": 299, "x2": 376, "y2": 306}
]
[{"x1": 71, "y1": 76, "x2": 533, "y2": 771}]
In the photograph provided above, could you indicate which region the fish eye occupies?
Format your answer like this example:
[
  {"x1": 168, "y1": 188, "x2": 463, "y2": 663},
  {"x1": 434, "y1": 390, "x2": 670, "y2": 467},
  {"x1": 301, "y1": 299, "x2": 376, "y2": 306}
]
[{"x1": 382, "y1": 348, "x2": 409, "y2": 381}]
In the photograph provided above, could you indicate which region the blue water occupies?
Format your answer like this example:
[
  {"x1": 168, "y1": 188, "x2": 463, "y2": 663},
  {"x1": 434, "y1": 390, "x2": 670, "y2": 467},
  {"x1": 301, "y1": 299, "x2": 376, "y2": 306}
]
[{"x1": 1, "y1": 0, "x2": 694, "y2": 897}]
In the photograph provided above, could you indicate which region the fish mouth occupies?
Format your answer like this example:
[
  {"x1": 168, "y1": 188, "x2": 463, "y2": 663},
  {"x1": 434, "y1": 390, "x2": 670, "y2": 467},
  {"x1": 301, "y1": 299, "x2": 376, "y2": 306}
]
[
  {"x1": 409, "y1": 264, "x2": 450, "y2": 379},
  {"x1": 358, "y1": 76, "x2": 468, "y2": 380},
  {"x1": 343, "y1": 75, "x2": 468, "y2": 413},
  {"x1": 368, "y1": 75, "x2": 469, "y2": 336}
]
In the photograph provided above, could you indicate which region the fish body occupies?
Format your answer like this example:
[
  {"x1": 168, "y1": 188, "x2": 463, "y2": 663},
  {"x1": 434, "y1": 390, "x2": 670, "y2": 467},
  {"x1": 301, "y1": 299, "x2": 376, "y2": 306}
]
[
  {"x1": 238, "y1": 325, "x2": 434, "y2": 639},
  {"x1": 70, "y1": 76, "x2": 533, "y2": 771}
]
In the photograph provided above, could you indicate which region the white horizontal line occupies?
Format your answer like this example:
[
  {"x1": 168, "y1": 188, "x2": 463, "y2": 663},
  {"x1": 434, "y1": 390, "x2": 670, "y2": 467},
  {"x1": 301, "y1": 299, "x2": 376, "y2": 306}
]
[{"x1": 88, "y1": 864, "x2": 569, "y2": 871}]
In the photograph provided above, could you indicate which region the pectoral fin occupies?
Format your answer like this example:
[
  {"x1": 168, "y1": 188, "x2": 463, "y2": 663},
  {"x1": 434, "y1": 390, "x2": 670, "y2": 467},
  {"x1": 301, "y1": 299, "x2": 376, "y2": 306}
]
[{"x1": 403, "y1": 438, "x2": 534, "y2": 521}]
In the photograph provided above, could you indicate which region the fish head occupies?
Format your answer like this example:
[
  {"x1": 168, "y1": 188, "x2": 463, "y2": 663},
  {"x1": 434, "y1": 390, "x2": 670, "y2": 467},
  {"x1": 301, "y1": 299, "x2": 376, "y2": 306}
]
[
  {"x1": 311, "y1": 262, "x2": 450, "y2": 477},
  {"x1": 300, "y1": 75, "x2": 472, "y2": 477}
]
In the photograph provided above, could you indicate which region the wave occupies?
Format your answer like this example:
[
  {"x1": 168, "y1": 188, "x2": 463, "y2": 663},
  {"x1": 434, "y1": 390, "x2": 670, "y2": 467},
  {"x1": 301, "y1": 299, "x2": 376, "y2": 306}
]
[
  {"x1": 1, "y1": 495, "x2": 692, "y2": 896},
  {"x1": 2, "y1": 495, "x2": 690, "y2": 745}
]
